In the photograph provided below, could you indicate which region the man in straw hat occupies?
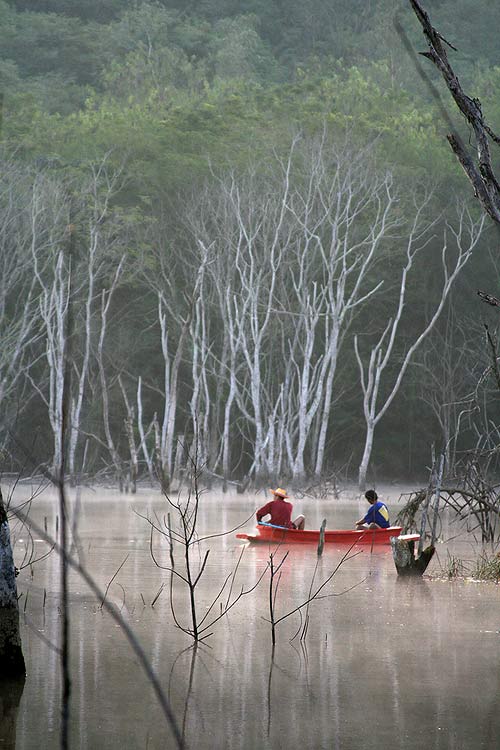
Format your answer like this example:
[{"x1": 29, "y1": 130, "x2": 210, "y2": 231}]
[{"x1": 256, "y1": 488, "x2": 305, "y2": 530}]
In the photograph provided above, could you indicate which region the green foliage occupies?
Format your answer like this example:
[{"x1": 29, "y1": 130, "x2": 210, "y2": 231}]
[
  {"x1": 471, "y1": 552, "x2": 500, "y2": 582},
  {"x1": 441, "y1": 552, "x2": 467, "y2": 580},
  {"x1": 0, "y1": 6, "x2": 101, "y2": 84},
  {"x1": 6, "y1": 0, "x2": 129, "y2": 22},
  {"x1": 5, "y1": 61, "x2": 454, "y2": 190},
  {"x1": 210, "y1": 15, "x2": 282, "y2": 83},
  {"x1": 0, "y1": 0, "x2": 476, "y2": 251},
  {"x1": 430, "y1": 0, "x2": 500, "y2": 70}
]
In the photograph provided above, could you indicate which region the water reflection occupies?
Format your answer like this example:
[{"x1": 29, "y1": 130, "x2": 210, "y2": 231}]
[{"x1": 7, "y1": 488, "x2": 500, "y2": 749}]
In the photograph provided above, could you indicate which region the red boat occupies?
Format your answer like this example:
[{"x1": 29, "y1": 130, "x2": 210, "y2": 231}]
[{"x1": 236, "y1": 522, "x2": 419, "y2": 545}]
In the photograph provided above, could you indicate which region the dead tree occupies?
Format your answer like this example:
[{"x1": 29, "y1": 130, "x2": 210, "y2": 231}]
[
  {"x1": 0, "y1": 163, "x2": 43, "y2": 436},
  {"x1": 396, "y1": 450, "x2": 500, "y2": 560},
  {"x1": 0, "y1": 489, "x2": 25, "y2": 678},
  {"x1": 413, "y1": 308, "x2": 474, "y2": 474},
  {"x1": 144, "y1": 449, "x2": 262, "y2": 642},
  {"x1": 188, "y1": 136, "x2": 401, "y2": 481},
  {"x1": 355, "y1": 200, "x2": 483, "y2": 490},
  {"x1": 119, "y1": 376, "x2": 139, "y2": 493},
  {"x1": 391, "y1": 535, "x2": 435, "y2": 577},
  {"x1": 96, "y1": 259, "x2": 125, "y2": 490},
  {"x1": 265, "y1": 540, "x2": 363, "y2": 646},
  {"x1": 408, "y1": 0, "x2": 500, "y2": 226},
  {"x1": 391, "y1": 450, "x2": 446, "y2": 576}
]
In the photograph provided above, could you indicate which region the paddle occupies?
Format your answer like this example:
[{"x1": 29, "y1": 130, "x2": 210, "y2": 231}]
[{"x1": 257, "y1": 521, "x2": 291, "y2": 530}]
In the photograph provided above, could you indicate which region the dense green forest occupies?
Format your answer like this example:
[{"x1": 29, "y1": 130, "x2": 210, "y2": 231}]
[{"x1": 1, "y1": 0, "x2": 500, "y2": 488}]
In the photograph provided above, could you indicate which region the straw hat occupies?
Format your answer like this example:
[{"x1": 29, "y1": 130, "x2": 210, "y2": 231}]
[{"x1": 270, "y1": 487, "x2": 289, "y2": 498}]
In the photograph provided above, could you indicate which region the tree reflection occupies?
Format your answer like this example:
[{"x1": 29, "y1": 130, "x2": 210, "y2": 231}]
[{"x1": 0, "y1": 676, "x2": 25, "y2": 750}]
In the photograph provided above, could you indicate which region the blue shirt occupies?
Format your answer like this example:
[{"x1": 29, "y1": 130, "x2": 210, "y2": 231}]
[{"x1": 363, "y1": 501, "x2": 390, "y2": 528}]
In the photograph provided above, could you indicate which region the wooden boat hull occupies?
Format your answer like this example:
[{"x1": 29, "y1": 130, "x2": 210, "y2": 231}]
[{"x1": 236, "y1": 524, "x2": 419, "y2": 545}]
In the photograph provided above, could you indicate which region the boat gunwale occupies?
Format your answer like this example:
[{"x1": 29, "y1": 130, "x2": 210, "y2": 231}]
[{"x1": 236, "y1": 524, "x2": 418, "y2": 545}]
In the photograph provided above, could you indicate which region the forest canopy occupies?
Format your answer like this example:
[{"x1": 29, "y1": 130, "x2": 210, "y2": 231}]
[{"x1": 1, "y1": 0, "x2": 499, "y2": 487}]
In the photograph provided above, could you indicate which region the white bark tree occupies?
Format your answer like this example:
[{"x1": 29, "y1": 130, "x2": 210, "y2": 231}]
[
  {"x1": 188, "y1": 135, "x2": 403, "y2": 480},
  {"x1": 136, "y1": 376, "x2": 156, "y2": 483},
  {"x1": 67, "y1": 159, "x2": 126, "y2": 484},
  {"x1": 27, "y1": 160, "x2": 127, "y2": 480},
  {"x1": 189, "y1": 243, "x2": 213, "y2": 470},
  {"x1": 155, "y1": 291, "x2": 192, "y2": 489},
  {"x1": 355, "y1": 200, "x2": 485, "y2": 490},
  {"x1": 119, "y1": 376, "x2": 139, "y2": 492},
  {"x1": 139, "y1": 213, "x2": 208, "y2": 489},
  {"x1": 228, "y1": 156, "x2": 295, "y2": 479},
  {"x1": 29, "y1": 176, "x2": 71, "y2": 475},
  {"x1": 414, "y1": 308, "x2": 476, "y2": 472},
  {"x1": 96, "y1": 259, "x2": 125, "y2": 489},
  {"x1": 278, "y1": 138, "x2": 399, "y2": 477},
  {"x1": 0, "y1": 164, "x2": 43, "y2": 432}
]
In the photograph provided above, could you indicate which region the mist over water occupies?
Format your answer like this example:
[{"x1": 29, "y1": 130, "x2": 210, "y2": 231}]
[{"x1": 6, "y1": 487, "x2": 500, "y2": 749}]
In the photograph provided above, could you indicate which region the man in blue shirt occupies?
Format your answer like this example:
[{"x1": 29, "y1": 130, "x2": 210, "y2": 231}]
[{"x1": 355, "y1": 490, "x2": 390, "y2": 529}]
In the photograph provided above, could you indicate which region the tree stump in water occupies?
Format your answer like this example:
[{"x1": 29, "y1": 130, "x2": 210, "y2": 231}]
[
  {"x1": 391, "y1": 535, "x2": 435, "y2": 577},
  {"x1": 0, "y1": 491, "x2": 25, "y2": 678}
]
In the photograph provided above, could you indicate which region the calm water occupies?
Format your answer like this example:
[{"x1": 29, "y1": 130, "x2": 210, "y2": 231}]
[{"x1": 2, "y1": 486, "x2": 500, "y2": 749}]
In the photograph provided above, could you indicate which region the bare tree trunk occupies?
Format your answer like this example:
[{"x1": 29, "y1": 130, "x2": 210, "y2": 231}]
[
  {"x1": 136, "y1": 377, "x2": 155, "y2": 483},
  {"x1": 190, "y1": 288, "x2": 211, "y2": 470},
  {"x1": 97, "y1": 262, "x2": 125, "y2": 490},
  {"x1": 157, "y1": 293, "x2": 192, "y2": 491},
  {"x1": 36, "y1": 250, "x2": 69, "y2": 475},
  {"x1": 355, "y1": 201, "x2": 484, "y2": 490},
  {"x1": 281, "y1": 140, "x2": 396, "y2": 478},
  {"x1": 119, "y1": 377, "x2": 139, "y2": 493},
  {"x1": 0, "y1": 164, "x2": 50, "y2": 437},
  {"x1": 358, "y1": 420, "x2": 375, "y2": 492},
  {"x1": 190, "y1": 136, "x2": 400, "y2": 482},
  {"x1": 0, "y1": 490, "x2": 25, "y2": 678},
  {"x1": 215, "y1": 287, "x2": 241, "y2": 488},
  {"x1": 68, "y1": 222, "x2": 97, "y2": 485}
]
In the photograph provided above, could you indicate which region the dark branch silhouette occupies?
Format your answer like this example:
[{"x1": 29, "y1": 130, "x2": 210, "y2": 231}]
[{"x1": 407, "y1": 0, "x2": 500, "y2": 225}]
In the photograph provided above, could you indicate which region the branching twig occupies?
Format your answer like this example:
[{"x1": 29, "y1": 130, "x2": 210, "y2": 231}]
[
  {"x1": 147, "y1": 443, "x2": 264, "y2": 641},
  {"x1": 99, "y1": 554, "x2": 130, "y2": 609}
]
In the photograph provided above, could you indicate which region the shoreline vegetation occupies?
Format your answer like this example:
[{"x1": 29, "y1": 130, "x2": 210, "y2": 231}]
[{"x1": 434, "y1": 550, "x2": 500, "y2": 583}]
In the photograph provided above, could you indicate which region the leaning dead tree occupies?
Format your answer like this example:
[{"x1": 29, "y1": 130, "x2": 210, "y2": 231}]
[
  {"x1": 0, "y1": 489, "x2": 25, "y2": 678},
  {"x1": 394, "y1": 2, "x2": 500, "y2": 569},
  {"x1": 407, "y1": 0, "x2": 500, "y2": 227}
]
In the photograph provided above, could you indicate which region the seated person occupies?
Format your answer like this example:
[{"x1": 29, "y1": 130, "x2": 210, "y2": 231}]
[
  {"x1": 355, "y1": 489, "x2": 390, "y2": 529},
  {"x1": 256, "y1": 487, "x2": 305, "y2": 530}
]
